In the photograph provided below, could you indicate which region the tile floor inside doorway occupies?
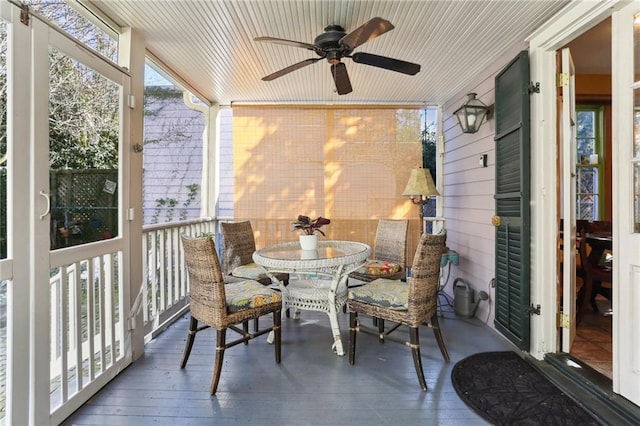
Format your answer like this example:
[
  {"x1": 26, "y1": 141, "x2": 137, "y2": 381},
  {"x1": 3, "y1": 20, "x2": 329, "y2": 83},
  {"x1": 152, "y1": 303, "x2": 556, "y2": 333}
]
[{"x1": 571, "y1": 295, "x2": 613, "y2": 379}]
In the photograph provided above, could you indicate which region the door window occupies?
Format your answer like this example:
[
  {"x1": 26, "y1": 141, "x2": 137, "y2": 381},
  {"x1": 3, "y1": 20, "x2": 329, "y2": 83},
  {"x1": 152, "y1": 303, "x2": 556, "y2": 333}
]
[
  {"x1": 49, "y1": 49, "x2": 120, "y2": 250},
  {"x1": 576, "y1": 106, "x2": 605, "y2": 220}
]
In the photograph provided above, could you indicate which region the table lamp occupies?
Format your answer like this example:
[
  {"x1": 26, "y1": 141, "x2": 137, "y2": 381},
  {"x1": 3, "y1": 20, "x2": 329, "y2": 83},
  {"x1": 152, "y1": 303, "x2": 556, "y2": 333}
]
[{"x1": 402, "y1": 168, "x2": 439, "y2": 235}]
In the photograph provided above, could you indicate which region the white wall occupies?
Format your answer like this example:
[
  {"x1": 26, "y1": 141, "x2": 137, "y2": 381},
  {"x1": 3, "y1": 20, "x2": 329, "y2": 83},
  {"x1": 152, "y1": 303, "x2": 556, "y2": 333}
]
[
  {"x1": 142, "y1": 88, "x2": 205, "y2": 224},
  {"x1": 217, "y1": 108, "x2": 234, "y2": 218},
  {"x1": 442, "y1": 41, "x2": 528, "y2": 327}
]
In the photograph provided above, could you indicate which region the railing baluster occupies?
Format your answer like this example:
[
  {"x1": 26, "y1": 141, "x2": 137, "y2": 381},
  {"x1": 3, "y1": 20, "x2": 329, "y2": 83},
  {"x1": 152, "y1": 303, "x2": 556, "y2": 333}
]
[
  {"x1": 87, "y1": 257, "x2": 96, "y2": 381},
  {"x1": 166, "y1": 230, "x2": 174, "y2": 307},
  {"x1": 172, "y1": 227, "x2": 180, "y2": 303},
  {"x1": 74, "y1": 261, "x2": 83, "y2": 392},
  {"x1": 149, "y1": 231, "x2": 158, "y2": 324},
  {"x1": 106, "y1": 253, "x2": 117, "y2": 366},
  {"x1": 159, "y1": 232, "x2": 166, "y2": 313},
  {"x1": 142, "y1": 234, "x2": 150, "y2": 324},
  {"x1": 60, "y1": 265, "x2": 69, "y2": 404},
  {"x1": 98, "y1": 254, "x2": 106, "y2": 373}
]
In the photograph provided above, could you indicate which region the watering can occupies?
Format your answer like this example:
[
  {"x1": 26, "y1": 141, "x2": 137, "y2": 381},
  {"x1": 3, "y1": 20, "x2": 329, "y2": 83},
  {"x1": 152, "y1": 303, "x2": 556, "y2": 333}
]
[{"x1": 453, "y1": 278, "x2": 488, "y2": 318}]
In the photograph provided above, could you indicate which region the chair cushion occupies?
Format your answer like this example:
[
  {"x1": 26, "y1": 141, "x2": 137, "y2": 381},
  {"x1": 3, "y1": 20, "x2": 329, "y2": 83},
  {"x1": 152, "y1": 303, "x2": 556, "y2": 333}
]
[
  {"x1": 348, "y1": 278, "x2": 408, "y2": 310},
  {"x1": 231, "y1": 262, "x2": 270, "y2": 280},
  {"x1": 225, "y1": 280, "x2": 282, "y2": 313},
  {"x1": 353, "y1": 260, "x2": 401, "y2": 276}
]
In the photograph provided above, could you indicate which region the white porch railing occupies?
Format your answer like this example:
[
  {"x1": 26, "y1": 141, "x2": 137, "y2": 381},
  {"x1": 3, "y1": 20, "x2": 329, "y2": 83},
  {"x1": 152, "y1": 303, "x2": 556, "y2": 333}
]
[
  {"x1": 45, "y1": 218, "x2": 217, "y2": 419},
  {"x1": 49, "y1": 241, "x2": 126, "y2": 419},
  {"x1": 141, "y1": 217, "x2": 217, "y2": 339}
]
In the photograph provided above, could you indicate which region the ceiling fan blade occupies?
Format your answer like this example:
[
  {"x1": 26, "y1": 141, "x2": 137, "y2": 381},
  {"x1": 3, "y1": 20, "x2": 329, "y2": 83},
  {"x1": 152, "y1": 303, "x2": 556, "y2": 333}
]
[
  {"x1": 351, "y1": 52, "x2": 421, "y2": 75},
  {"x1": 331, "y1": 62, "x2": 352, "y2": 95},
  {"x1": 339, "y1": 17, "x2": 394, "y2": 50},
  {"x1": 262, "y1": 58, "x2": 322, "y2": 81},
  {"x1": 254, "y1": 36, "x2": 317, "y2": 51}
]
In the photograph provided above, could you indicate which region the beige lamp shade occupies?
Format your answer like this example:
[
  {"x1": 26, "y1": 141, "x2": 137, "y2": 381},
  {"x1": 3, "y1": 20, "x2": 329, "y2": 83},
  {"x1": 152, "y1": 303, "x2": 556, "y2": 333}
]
[{"x1": 402, "y1": 168, "x2": 439, "y2": 198}]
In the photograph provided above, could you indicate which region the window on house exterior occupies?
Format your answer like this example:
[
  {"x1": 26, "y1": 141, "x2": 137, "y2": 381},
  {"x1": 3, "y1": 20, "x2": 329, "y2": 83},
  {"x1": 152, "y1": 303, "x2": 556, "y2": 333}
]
[
  {"x1": 576, "y1": 105, "x2": 605, "y2": 221},
  {"x1": 143, "y1": 62, "x2": 206, "y2": 224}
]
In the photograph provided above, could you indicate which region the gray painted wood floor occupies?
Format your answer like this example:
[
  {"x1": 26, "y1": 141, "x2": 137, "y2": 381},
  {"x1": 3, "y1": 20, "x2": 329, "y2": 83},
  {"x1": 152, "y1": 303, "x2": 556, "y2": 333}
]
[{"x1": 62, "y1": 306, "x2": 515, "y2": 425}]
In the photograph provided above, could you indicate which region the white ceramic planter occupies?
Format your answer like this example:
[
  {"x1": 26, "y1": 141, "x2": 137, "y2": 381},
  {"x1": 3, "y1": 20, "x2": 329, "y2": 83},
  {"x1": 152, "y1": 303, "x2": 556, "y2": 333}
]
[{"x1": 299, "y1": 234, "x2": 318, "y2": 250}]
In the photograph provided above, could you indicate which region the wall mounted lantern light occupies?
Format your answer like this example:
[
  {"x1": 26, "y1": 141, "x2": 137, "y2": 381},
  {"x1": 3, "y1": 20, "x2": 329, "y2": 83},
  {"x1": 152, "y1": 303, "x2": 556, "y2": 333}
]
[
  {"x1": 454, "y1": 93, "x2": 489, "y2": 134},
  {"x1": 402, "y1": 167, "x2": 439, "y2": 235}
]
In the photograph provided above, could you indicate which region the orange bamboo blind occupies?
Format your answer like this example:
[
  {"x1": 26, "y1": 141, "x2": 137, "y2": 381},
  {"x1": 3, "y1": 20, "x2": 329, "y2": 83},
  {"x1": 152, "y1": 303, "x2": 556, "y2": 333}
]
[{"x1": 232, "y1": 107, "x2": 424, "y2": 260}]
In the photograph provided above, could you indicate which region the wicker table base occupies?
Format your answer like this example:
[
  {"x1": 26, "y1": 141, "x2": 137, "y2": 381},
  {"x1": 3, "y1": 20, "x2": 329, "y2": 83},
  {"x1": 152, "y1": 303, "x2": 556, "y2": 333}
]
[{"x1": 253, "y1": 240, "x2": 370, "y2": 356}]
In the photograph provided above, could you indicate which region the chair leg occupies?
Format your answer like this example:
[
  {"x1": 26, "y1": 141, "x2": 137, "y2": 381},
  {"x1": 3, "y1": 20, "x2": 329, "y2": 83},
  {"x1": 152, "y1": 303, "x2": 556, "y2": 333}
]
[
  {"x1": 430, "y1": 314, "x2": 450, "y2": 362},
  {"x1": 210, "y1": 328, "x2": 227, "y2": 395},
  {"x1": 349, "y1": 312, "x2": 357, "y2": 365},
  {"x1": 274, "y1": 310, "x2": 282, "y2": 364},
  {"x1": 180, "y1": 316, "x2": 198, "y2": 368},
  {"x1": 409, "y1": 326, "x2": 427, "y2": 391},
  {"x1": 577, "y1": 275, "x2": 594, "y2": 326},
  {"x1": 254, "y1": 318, "x2": 259, "y2": 333},
  {"x1": 378, "y1": 318, "x2": 385, "y2": 342}
]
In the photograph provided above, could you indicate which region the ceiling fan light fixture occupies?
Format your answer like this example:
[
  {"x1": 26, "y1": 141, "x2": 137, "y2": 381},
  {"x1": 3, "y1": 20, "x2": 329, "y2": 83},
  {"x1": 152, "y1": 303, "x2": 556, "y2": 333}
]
[{"x1": 454, "y1": 93, "x2": 489, "y2": 134}]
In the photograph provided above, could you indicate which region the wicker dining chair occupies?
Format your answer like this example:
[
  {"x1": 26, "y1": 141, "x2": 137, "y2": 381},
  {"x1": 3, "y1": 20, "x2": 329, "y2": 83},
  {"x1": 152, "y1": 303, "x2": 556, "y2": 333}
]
[
  {"x1": 343, "y1": 219, "x2": 408, "y2": 313},
  {"x1": 220, "y1": 221, "x2": 289, "y2": 286},
  {"x1": 348, "y1": 219, "x2": 409, "y2": 285},
  {"x1": 179, "y1": 234, "x2": 282, "y2": 395},
  {"x1": 347, "y1": 232, "x2": 449, "y2": 391}
]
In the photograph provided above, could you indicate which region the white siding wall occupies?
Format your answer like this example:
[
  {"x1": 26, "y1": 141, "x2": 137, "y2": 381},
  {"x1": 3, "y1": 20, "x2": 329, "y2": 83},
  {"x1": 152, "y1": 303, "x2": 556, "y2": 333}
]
[
  {"x1": 143, "y1": 89, "x2": 205, "y2": 224},
  {"x1": 442, "y1": 41, "x2": 528, "y2": 327},
  {"x1": 217, "y1": 108, "x2": 234, "y2": 218}
]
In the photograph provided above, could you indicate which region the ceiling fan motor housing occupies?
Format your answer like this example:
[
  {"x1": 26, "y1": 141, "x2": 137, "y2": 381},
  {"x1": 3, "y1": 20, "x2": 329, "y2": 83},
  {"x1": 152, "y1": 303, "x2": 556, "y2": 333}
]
[{"x1": 314, "y1": 25, "x2": 353, "y2": 62}]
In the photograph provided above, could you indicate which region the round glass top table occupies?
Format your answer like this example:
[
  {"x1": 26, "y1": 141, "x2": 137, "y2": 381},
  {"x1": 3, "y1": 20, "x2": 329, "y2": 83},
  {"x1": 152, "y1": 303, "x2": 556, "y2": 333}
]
[{"x1": 253, "y1": 240, "x2": 371, "y2": 356}]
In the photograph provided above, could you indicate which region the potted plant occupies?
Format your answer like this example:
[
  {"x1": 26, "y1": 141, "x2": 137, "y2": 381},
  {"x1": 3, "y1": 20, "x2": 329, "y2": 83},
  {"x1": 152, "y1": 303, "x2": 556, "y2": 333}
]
[{"x1": 292, "y1": 215, "x2": 330, "y2": 250}]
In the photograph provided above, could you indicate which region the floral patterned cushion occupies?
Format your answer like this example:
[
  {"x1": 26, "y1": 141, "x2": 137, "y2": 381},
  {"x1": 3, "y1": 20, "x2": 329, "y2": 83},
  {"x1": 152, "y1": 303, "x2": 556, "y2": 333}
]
[
  {"x1": 354, "y1": 260, "x2": 401, "y2": 276},
  {"x1": 348, "y1": 278, "x2": 408, "y2": 310},
  {"x1": 231, "y1": 262, "x2": 269, "y2": 280},
  {"x1": 225, "y1": 280, "x2": 282, "y2": 313}
]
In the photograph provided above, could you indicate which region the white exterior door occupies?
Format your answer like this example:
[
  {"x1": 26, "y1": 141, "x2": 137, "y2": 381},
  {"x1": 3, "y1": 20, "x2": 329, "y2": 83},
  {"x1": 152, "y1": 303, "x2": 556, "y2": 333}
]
[
  {"x1": 0, "y1": 2, "x2": 133, "y2": 422},
  {"x1": 560, "y1": 48, "x2": 578, "y2": 352},
  {"x1": 611, "y1": 0, "x2": 640, "y2": 406}
]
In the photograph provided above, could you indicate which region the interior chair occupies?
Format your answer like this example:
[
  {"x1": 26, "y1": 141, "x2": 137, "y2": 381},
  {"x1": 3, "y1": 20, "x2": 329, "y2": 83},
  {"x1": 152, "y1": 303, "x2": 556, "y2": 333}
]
[
  {"x1": 220, "y1": 221, "x2": 289, "y2": 286},
  {"x1": 347, "y1": 232, "x2": 449, "y2": 391},
  {"x1": 179, "y1": 234, "x2": 282, "y2": 395},
  {"x1": 576, "y1": 232, "x2": 612, "y2": 325}
]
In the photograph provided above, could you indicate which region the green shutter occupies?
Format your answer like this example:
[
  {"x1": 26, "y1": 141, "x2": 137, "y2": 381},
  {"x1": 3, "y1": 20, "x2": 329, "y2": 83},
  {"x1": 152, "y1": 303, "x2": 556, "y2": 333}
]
[{"x1": 493, "y1": 50, "x2": 531, "y2": 351}]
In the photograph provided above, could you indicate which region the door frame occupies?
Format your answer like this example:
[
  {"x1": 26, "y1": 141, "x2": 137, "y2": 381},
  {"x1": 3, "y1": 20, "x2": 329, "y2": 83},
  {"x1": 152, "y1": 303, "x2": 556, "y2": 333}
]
[{"x1": 528, "y1": 0, "x2": 626, "y2": 360}]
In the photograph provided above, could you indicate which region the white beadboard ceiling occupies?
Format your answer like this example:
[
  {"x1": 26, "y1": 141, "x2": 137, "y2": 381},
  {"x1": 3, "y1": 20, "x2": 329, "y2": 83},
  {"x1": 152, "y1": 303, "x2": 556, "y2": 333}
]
[{"x1": 87, "y1": 0, "x2": 570, "y2": 106}]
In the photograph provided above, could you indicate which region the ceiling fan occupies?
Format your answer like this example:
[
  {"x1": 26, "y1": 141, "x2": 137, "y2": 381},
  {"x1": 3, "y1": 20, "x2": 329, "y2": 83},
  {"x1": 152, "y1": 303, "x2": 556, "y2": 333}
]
[{"x1": 254, "y1": 17, "x2": 421, "y2": 95}]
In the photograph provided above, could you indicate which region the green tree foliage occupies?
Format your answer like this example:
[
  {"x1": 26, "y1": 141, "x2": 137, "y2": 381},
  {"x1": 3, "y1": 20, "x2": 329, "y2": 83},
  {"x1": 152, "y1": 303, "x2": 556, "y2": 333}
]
[
  {"x1": 422, "y1": 116, "x2": 437, "y2": 182},
  {"x1": 1, "y1": 0, "x2": 119, "y2": 170},
  {"x1": 395, "y1": 109, "x2": 437, "y2": 181}
]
